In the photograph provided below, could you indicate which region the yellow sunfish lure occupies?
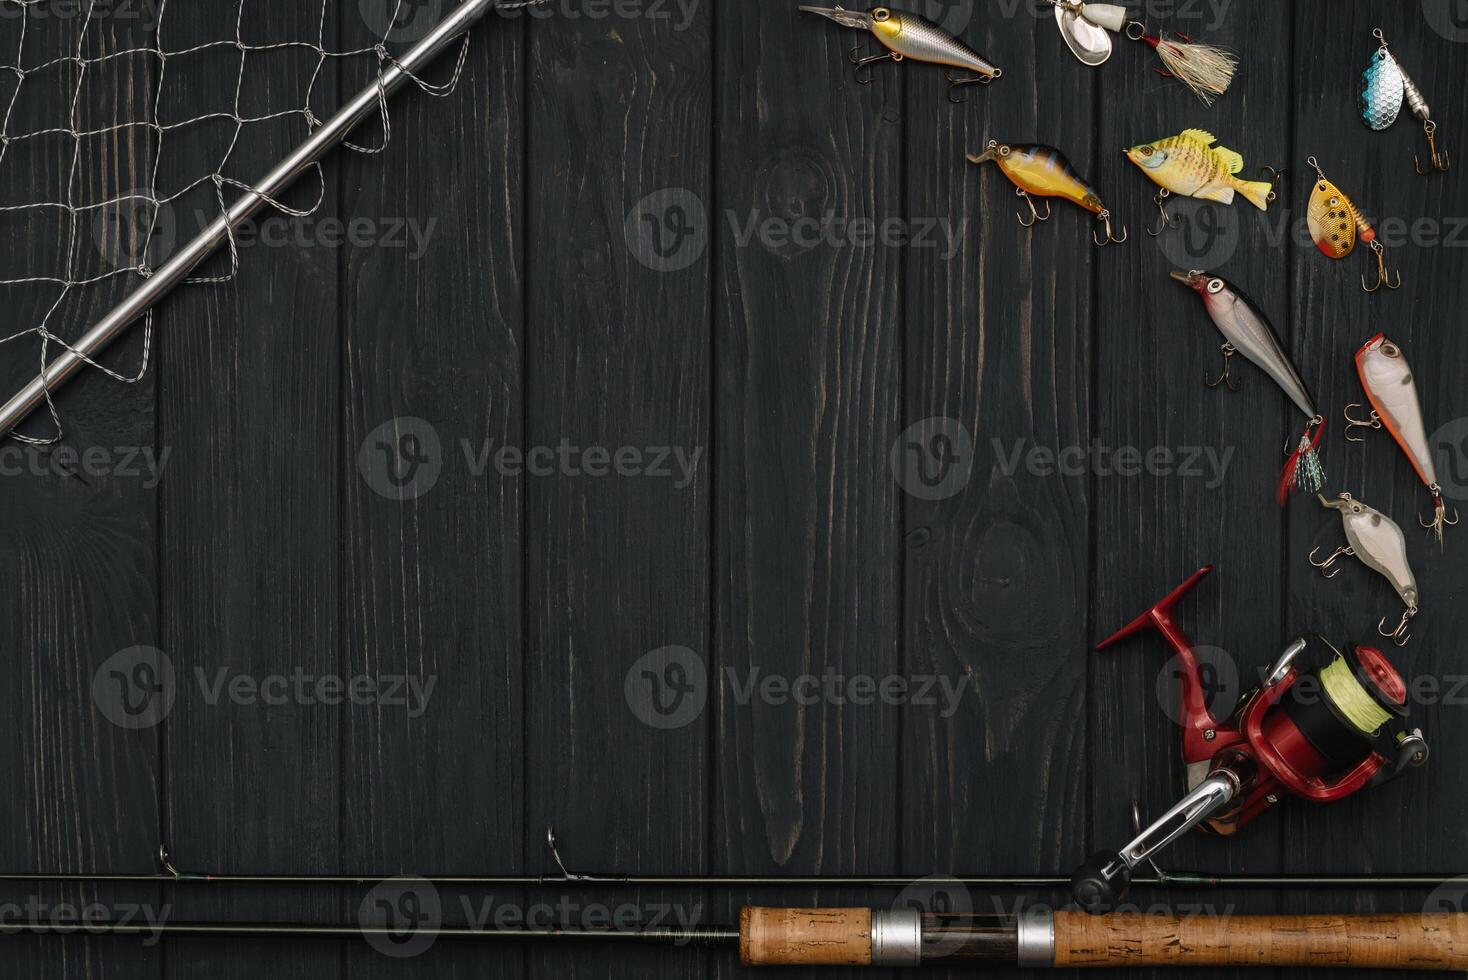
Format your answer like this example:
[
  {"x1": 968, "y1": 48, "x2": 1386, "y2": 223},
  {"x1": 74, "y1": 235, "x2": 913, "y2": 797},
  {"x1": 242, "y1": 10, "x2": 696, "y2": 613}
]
[
  {"x1": 967, "y1": 141, "x2": 1127, "y2": 246},
  {"x1": 1125, "y1": 130, "x2": 1275, "y2": 233}
]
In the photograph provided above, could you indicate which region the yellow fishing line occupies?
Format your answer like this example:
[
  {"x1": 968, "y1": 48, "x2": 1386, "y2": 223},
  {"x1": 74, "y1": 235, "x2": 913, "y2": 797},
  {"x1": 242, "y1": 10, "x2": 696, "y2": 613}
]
[{"x1": 1321, "y1": 655, "x2": 1391, "y2": 734}]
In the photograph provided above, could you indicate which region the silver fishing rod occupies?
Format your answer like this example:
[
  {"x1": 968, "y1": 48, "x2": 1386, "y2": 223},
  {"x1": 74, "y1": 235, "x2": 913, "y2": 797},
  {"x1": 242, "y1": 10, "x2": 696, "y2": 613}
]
[{"x1": 0, "y1": 0, "x2": 541, "y2": 441}]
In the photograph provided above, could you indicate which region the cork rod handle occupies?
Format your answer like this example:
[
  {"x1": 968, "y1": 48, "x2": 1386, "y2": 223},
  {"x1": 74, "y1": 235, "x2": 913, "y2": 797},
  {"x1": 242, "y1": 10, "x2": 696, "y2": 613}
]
[
  {"x1": 1054, "y1": 911, "x2": 1468, "y2": 971},
  {"x1": 740, "y1": 907, "x2": 873, "y2": 966}
]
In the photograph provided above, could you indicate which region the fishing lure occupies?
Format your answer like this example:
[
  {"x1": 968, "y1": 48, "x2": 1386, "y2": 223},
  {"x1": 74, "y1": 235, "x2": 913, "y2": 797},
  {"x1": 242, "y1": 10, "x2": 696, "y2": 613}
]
[
  {"x1": 1311, "y1": 492, "x2": 1420, "y2": 647},
  {"x1": 1046, "y1": 1, "x2": 1238, "y2": 106},
  {"x1": 1170, "y1": 270, "x2": 1325, "y2": 504},
  {"x1": 1360, "y1": 28, "x2": 1449, "y2": 175},
  {"x1": 799, "y1": 5, "x2": 1000, "y2": 102},
  {"x1": 1125, "y1": 130, "x2": 1275, "y2": 236},
  {"x1": 965, "y1": 140, "x2": 1127, "y2": 246},
  {"x1": 1305, "y1": 157, "x2": 1401, "y2": 293},
  {"x1": 1346, "y1": 334, "x2": 1459, "y2": 546}
]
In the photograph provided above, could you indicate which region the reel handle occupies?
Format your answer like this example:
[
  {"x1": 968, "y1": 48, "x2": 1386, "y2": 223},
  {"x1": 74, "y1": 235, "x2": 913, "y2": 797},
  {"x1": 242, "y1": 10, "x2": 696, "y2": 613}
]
[{"x1": 1071, "y1": 771, "x2": 1240, "y2": 912}]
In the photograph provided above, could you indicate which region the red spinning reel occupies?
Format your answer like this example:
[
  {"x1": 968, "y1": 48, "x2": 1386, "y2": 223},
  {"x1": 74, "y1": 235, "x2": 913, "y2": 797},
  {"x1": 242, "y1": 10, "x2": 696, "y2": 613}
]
[{"x1": 1071, "y1": 566, "x2": 1429, "y2": 912}]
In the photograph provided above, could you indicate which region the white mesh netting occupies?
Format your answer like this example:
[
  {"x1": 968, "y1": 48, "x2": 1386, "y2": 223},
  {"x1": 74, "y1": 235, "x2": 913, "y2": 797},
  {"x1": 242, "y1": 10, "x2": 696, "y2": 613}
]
[{"x1": 0, "y1": 0, "x2": 472, "y2": 443}]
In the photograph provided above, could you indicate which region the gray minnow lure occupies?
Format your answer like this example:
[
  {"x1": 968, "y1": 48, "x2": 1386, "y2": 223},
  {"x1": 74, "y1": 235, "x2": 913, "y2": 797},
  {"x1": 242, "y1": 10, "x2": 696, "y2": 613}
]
[
  {"x1": 1359, "y1": 28, "x2": 1448, "y2": 174},
  {"x1": 1170, "y1": 270, "x2": 1325, "y2": 505},
  {"x1": 800, "y1": 5, "x2": 1000, "y2": 102},
  {"x1": 1312, "y1": 492, "x2": 1420, "y2": 647}
]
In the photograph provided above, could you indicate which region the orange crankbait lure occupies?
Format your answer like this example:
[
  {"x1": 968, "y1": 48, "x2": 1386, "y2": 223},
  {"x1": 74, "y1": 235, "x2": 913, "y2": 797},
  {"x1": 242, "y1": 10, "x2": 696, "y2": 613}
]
[
  {"x1": 966, "y1": 141, "x2": 1127, "y2": 246},
  {"x1": 1305, "y1": 157, "x2": 1401, "y2": 293}
]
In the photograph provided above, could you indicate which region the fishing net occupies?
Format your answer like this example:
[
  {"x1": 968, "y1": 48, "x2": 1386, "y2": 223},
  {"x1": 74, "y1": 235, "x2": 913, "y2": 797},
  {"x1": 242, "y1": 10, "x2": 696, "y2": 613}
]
[{"x1": 0, "y1": 0, "x2": 470, "y2": 443}]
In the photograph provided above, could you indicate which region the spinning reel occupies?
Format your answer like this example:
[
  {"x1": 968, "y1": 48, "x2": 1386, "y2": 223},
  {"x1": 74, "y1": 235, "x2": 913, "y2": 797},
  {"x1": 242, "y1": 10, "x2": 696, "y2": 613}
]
[{"x1": 1072, "y1": 566, "x2": 1429, "y2": 913}]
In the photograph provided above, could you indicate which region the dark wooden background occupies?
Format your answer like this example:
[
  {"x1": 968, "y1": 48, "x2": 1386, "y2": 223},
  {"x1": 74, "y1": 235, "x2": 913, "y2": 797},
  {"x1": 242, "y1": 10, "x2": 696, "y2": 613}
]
[{"x1": 2, "y1": 1, "x2": 1467, "y2": 977}]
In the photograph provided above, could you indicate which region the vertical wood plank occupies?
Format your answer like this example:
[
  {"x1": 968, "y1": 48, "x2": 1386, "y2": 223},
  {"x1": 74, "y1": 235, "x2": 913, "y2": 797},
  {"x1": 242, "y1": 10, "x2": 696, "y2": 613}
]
[
  {"x1": 524, "y1": 1, "x2": 711, "y2": 976},
  {"x1": 712, "y1": 1, "x2": 900, "y2": 974},
  {"x1": 900, "y1": 7, "x2": 1091, "y2": 975},
  {"x1": 1091, "y1": 5, "x2": 1292, "y2": 979},
  {"x1": 1285, "y1": 10, "x2": 1468, "y2": 980},
  {"x1": 157, "y1": 3, "x2": 342, "y2": 977},
  {"x1": 0, "y1": 3, "x2": 161, "y2": 977},
  {"x1": 337, "y1": 4, "x2": 526, "y2": 978}
]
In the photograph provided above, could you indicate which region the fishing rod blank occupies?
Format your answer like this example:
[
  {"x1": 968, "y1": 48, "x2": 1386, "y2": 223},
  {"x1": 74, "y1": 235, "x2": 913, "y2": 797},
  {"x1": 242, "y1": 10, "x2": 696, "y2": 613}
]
[{"x1": 7, "y1": 908, "x2": 1468, "y2": 971}]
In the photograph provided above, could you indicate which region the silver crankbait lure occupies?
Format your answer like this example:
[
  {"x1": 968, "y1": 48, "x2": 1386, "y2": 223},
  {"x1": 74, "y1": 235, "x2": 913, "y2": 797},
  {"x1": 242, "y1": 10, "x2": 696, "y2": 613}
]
[
  {"x1": 1170, "y1": 270, "x2": 1325, "y2": 504},
  {"x1": 1360, "y1": 28, "x2": 1449, "y2": 175},
  {"x1": 800, "y1": 5, "x2": 1000, "y2": 102},
  {"x1": 1346, "y1": 334, "x2": 1460, "y2": 547},
  {"x1": 1312, "y1": 493, "x2": 1420, "y2": 647}
]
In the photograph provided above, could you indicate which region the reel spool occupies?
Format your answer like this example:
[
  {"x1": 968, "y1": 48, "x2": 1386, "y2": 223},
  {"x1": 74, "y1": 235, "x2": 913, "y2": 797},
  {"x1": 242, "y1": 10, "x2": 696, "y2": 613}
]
[{"x1": 1071, "y1": 566, "x2": 1428, "y2": 913}]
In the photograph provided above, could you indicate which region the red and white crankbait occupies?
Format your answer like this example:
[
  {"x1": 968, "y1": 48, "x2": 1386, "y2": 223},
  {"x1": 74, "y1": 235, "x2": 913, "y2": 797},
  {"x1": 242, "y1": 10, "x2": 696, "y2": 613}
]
[{"x1": 1348, "y1": 334, "x2": 1459, "y2": 546}]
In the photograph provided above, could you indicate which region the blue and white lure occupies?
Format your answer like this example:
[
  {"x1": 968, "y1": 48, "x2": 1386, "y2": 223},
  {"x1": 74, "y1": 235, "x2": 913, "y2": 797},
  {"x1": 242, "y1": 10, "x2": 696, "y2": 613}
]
[{"x1": 1359, "y1": 28, "x2": 1449, "y2": 174}]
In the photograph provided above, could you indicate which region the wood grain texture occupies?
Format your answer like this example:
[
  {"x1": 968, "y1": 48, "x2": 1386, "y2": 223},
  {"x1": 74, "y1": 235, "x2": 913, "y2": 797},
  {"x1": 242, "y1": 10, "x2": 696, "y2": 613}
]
[
  {"x1": 336, "y1": 7, "x2": 527, "y2": 979},
  {"x1": 712, "y1": 2, "x2": 901, "y2": 972},
  {"x1": 1053, "y1": 910, "x2": 1468, "y2": 970},
  {"x1": 523, "y1": 2, "x2": 711, "y2": 978},
  {"x1": 0, "y1": 7, "x2": 162, "y2": 979},
  {"x1": 901, "y1": 13, "x2": 1091, "y2": 977},
  {"x1": 156, "y1": 4, "x2": 343, "y2": 978},
  {"x1": 4, "y1": 3, "x2": 1468, "y2": 979}
]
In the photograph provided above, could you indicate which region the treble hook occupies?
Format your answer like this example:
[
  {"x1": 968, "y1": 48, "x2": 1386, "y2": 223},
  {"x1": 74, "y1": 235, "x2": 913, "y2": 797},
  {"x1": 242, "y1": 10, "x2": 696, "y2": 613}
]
[
  {"x1": 1415, "y1": 120, "x2": 1450, "y2": 175},
  {"x1": 1419, "y1": 487, "x2": 1460, "y2": 542},
  {"x1": 1342, "y1": 403, "x2": 1382, "y2": 443},
  {"x1": 1092, "y1": 208, "x2": 1127, "y2": 246},
  {"x1": 1308, "y1": 545, "x2": 1354, "y2": 578},
  {"x1": 944, "y1": 69, "x2": 998, "y2": 104},
  {"x1": 1015, "y1": 188, "x2": 1051, "y2": 227},
  {"x1": 158, "y1": 844, "x2": 182, "y2": 880},
  {"x1": 1378, "y1": 606, "x2": 1416, "y2": 647},
  {"x1": 1145, "y1": 188, "x2": 1179, "y2": 238},
  {"x1": 849, "y1": 46, "x2": 898, "y2": 84},
  {"x1": 1258, "y1": 166, "x2": 1286, "y2": 203},
  {"x1": 1362, "y1": 240, "x2": 1402, "y2": 292},
  {"x1": 1203, "y1": 342, "x2": 1240, "y2": 391}
]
